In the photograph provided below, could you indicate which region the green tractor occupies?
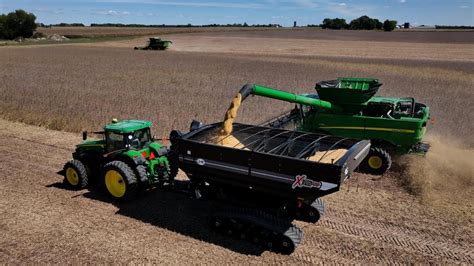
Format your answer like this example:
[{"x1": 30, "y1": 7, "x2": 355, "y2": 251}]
[
  {"x1": 134, "y1": 37, "x2": 172, "y2": 50},
  {"x1": 61, "y1": 119, "x2": 177, "y2": 200},
  {"x1": 238, "y1": 77, "x2": 430, "y2": 175}
]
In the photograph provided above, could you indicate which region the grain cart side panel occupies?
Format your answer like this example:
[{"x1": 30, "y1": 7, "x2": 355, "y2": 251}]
[{"x1": 171, "y1": 122, "x2": 370, "y2": 202}]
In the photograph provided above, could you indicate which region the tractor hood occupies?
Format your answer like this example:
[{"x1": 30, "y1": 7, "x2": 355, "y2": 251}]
[{"x1": 77, "y1": 139, "x2": 105, "y2": 148}]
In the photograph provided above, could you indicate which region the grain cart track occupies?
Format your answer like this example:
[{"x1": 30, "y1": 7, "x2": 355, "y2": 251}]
[{"x1": 0, "y1": 119, "x2": 472, "y2": 264}]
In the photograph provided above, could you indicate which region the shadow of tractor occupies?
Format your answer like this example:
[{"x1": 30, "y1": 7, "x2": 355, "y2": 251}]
[{"x1": 47, "y1": 179, "x2": 266, "y2": 256}]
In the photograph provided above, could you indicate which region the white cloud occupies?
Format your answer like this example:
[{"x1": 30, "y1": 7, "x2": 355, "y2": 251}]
[
  {"x1": 98, "y1": 10, "x2": 131, "y2": 16},
  {"x1": 460, "y1": 5, "x2": 469, "y2": 9},
  {"x1": 31, "y1": 8, "x2": 65, "y2": 15},
  {"x1": 398, "y1": 0, "x2": 406, "y2": 3},
  {"x1": 327, "y1": 2, "x2": 375, "y2": 17},
  {"x1": 293, "y1": 0, "x2": 319, "y2": 8},
  {"x1": 98, "y1": 0, "x2": 263, "y2": 9}
]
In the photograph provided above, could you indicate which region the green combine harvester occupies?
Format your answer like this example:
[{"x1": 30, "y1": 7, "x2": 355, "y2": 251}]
[
  {"x1": 134, "y1": 37, "x2": 172, "y2": 50},
  {"x1": 61, "y1": 119, "x2": 177, "y2": 200},
  {"x1": 239, "y1": 77, "x2": 430, "y2": 175}
]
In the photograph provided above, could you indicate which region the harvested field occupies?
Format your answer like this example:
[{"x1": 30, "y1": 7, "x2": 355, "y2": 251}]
[
  {"x1": 0, "y1": 119, "x2": 472, "y2": 264},
  {"x1": 80, "y1": 30, "x2": 474, "y2": 61},
  {"x1": 0, "y1": 29, "x2": 473, "y2": 263}
]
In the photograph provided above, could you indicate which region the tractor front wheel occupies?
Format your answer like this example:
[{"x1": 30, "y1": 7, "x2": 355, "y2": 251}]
[
  {"x1": 360, "y1": 147, "x2": 392, "y2": 175},
  {"x1": 63, "y1": 160, "x2": 89, "y2": 189},
  {"x1": 103, "y1": 161, "x2": 138, "y2": 200}
]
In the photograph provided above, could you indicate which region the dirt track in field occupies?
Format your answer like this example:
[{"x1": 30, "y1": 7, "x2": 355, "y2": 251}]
[{"x1": 1, "y1": 119, "x2": 472, "y2": 264}]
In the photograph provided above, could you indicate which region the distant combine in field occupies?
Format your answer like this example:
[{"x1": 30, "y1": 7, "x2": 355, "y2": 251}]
[{"x1": 134, "y1": 37, "x2": 172, "y2": 50}]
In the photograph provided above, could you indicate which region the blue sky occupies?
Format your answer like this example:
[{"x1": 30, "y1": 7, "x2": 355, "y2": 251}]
[{"x1": 0, "y1": 0, "x2": 472, "y2": 26}]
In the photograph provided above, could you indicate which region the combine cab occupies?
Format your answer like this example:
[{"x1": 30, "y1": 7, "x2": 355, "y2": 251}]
[
  {"x1": 238, "y1": 77, "x2": 430, "y2": 175},
  {"x1": 134, "y1": 37, "x2": 172, "y2": 50}
]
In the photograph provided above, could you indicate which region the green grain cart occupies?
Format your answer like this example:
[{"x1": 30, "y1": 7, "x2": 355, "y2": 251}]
[
  {"x1": 134, "y1": 37, "x2": 172, "y2": 50},
  {"x1": 61, "y1": 119, "x2": 177, "y2": 200},
  {"x1": 238, "y1": 78, "x2": 430, "y2": 175}
]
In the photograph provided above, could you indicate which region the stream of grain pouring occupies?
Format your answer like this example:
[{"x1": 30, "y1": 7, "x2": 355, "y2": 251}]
[{"x1": 216, "y1": 93, "x2": 245, "y2": 148}]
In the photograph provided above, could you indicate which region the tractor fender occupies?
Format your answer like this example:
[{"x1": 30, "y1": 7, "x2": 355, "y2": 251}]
[{"x1": 150, "y1": 146, "x2": 169, "y2": 157}]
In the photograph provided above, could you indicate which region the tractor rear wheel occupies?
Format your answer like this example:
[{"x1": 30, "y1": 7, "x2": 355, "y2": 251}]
[
  {"x1": 63, "y1": 160, "x2": 89, "y2": 189},
  {"x1": 360, "y1": 147, "x2": 392, "y2": 175},
  {"x1": 136, "y1": 165, "x2": 148, "y2": 185},
  {"x1": 103, "y1": 161, "x2": 137, "y2": 200}
]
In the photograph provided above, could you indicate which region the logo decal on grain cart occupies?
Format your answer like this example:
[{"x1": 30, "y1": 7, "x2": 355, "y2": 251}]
[{"x1": 292, "y1": 175, "x2": 322, "y2": 189}]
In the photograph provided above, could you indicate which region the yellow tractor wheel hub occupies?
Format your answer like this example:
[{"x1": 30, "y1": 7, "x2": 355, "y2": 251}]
[
  {"x1": 105, "y1": 170, "x2": 126, "y2": 198},
  {"x1": 66, "y1": 168, "x2": 79, "y2": 186},
  {"x1": 368, "y1": 156, "x2": 383, "y2": 169}
]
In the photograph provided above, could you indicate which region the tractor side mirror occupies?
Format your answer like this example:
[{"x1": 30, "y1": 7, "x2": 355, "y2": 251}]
[{"x1": 82, "y1": 131, "x2": 88, "y2": 141}]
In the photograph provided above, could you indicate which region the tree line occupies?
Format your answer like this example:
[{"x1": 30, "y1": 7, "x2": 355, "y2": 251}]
[
  {"x1": 0, "y1": 9, "x2": 37, "y2": 39},
  {"x1": 88, "y1": 23, "x2": 281, "y2": 28},
  {"x1": 318, "y1": 15, "x2": 398, "y2": 31},
  {"x1": 38, "y1": 22, "x2": 282, "y2": 28}
]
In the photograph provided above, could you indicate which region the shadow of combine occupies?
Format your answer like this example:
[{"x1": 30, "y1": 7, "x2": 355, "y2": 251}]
[{"x1": 47, "y1": 179, "x2": 266, "y2": 256}]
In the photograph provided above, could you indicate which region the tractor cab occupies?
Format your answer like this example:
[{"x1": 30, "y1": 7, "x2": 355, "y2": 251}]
[{"x1": 103, "y1": 119, "x2": 153, "y2": 152}]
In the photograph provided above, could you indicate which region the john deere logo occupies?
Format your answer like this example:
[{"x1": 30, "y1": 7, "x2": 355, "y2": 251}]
[
  {"x1": 196, "y1": 158, "x2": 206, "y2": 166},
  {"x1": 292, "y1": 175, "x2": 322, "y2": 189}
]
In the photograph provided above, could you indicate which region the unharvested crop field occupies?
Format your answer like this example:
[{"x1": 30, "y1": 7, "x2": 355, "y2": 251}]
[{"x1": 0, "y1": 29, "x2": 473, "y2": 263}]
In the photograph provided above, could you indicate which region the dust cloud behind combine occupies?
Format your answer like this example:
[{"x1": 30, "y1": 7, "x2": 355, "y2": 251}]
[{"x1": 397, "y1": 135, "x2": 474, "y2": 207}]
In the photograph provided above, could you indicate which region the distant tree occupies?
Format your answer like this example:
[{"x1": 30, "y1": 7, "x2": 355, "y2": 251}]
[
  {"x1": 0, "y1": 9, "x2": 37, "y2": 39},
  {"x1": 0, "y1": 15, "x2": 6, "y2": 39},
  {"x1": 243, "y1": 22, "x2": 249, "y2": 27},
  {"x1": 321, "y1": 18, "x2": 348, "y2": 29},
  {"x1": 375, "y1": 19, "x2": 383, "y2": 30},
  {"x1": 54, "y1": 23, "x2": 85, "y2": 27},
  {"x1": 435, "y1": 25, "x2": 474, "y2": 29},
  {"x1": 383, "y1": 19, "x2": 397, "y2": 31},
  {"x1": 349, "y1": 15, "x2": 379, "y2": 30}
]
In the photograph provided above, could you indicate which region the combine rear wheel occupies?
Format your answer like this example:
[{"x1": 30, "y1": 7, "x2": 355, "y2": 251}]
[
  {"x1": 63, "y1": 160, "x2": 89, "y2": 189},
  {"x1": 360, "y1": 147, "x2": 392, "y2": 175},
  {"x1": 103, "y1": 161, "x2": 138, "y2": 200}
]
